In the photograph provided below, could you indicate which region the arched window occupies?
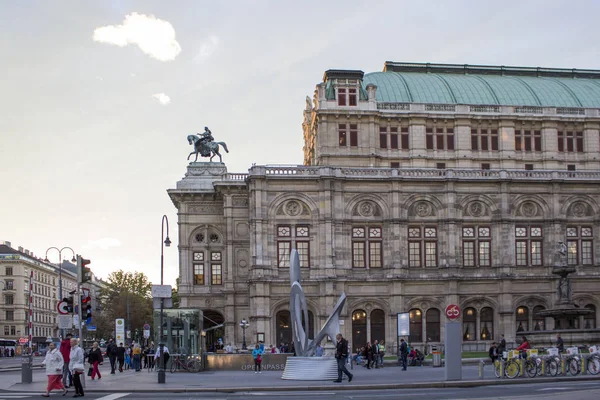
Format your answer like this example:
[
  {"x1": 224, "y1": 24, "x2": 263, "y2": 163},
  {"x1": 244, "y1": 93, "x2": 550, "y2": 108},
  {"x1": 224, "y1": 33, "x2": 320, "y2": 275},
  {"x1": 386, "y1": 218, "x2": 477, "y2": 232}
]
[
  {"x1": 516, "y1": 306, "x2": 529, "y2": 332},
  {"x1": 352, "y1": 310, "x2": 367, "y2": 347},
  {"x1": 533, "y1": 306, "x2": 545, "y2": 331},
  {"x1": 204, "y1": 310, "x2": 225, "y2": 350},
  {"x1": 426, "y1": 308, "x2": 440, "y2": 342},
  {"x1": 480, "y1": 307, "x2": 493, "y2": 340},
  {"x1": 276, "y1": 310, "x2": 292, "y2": 346},
  {"x1": 409, "y1": 308, "x2": 422, "y2": 343},
  {"x1": 584, "y1": 304, "x2": 596, "y2": 329},
  {"x1": 370, "y1": 309, "x2": 385, "y2": 342},
  {"x1": 463, "y1": 307, "x2": 476, "y2": 341}
]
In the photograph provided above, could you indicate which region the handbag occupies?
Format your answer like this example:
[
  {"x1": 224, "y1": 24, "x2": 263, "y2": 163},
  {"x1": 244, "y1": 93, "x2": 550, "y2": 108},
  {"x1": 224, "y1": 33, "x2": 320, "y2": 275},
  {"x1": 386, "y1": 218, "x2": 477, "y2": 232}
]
[
  {"x1": 72, "y1": 362, "x2": 84, "y2": 374},
  {"x1": 87, "y1": 366, "x2": 93, "y2": 376},
  {"x1": 256, "y1": 354, "x2": 262, "y2": 362}
]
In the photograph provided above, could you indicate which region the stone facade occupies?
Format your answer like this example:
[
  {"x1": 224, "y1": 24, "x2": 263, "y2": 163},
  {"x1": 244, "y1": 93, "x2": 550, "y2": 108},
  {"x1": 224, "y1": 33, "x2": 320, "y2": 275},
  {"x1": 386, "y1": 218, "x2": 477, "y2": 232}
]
[{"x1": 170, "y1": 63, "x2": 600, "y2": 353}]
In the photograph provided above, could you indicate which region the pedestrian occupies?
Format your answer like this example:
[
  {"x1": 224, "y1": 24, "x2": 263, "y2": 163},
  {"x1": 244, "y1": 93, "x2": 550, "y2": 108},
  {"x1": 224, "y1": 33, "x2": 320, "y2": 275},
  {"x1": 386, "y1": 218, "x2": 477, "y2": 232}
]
[
  {"x1": 41, "y1": 341, "x2": 67, "y2": 397},
  {"x1": 59, "y1": 333, "x2": 72, "y2": 388},
  {"x1": 133, "y1": 343, "x2": 142, "y2": 371},
  {"x1": 88, "y1": 341, "x2": 103, "y2": 380},
  {"x1": 154, "y1": 344, "x2": 170, "y2": 370},
  {"x1": 69, "y1": 338, "x2": 85, "y2": 398},
  {"x1": 147, "y1": 345, "x2": 155, "y2": 369},
  {"x1": 315, "y1": 343, "x2": 324, "y2": 357},
  {"x1": 488, "y1": 342, "x2": 498, "y2": 363},
  {"x1": 556, "y1": 333, "x2": 564, "y2": 353},
  {"x1": 116, "y1": 342, "x2": 126, "y2": 372},
  {"x1": 252, "y1": 344, "x2": 263, "y2": 373},
  {"x1": 333, "y1": 333, "x2": 353, "y2": 383},
  {"x1": 363, "y1": 342, "x2": 372, "y2": 369},
  {"x1": 378, "y1": 340, "x2": 385, "y2": 368},
  {"x1": 106, "y1": 339, "x2": 118, "y2": 374},
  {"x1": 497, "y1": 334, "x2": 506, "y2": 355},
  {"x1": 399, "y1": 338, "x2": 408, "y2": 371},
  {"x1": 372, "y1": 340, "x2": 380, "y2": 368}
]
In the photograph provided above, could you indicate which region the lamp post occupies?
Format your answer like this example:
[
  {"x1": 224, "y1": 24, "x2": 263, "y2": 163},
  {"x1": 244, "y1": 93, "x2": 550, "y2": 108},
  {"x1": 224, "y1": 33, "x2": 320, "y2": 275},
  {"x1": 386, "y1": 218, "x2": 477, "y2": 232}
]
[
  {"x1": 240, "y1": 318, "x2": 249, "y2": 350},
  {"x1": 158, "y1": 215, "x2": 171, "y2": 384},
  {"x1": 44, "y1": 246, "x2": 76, "y2": 338}
]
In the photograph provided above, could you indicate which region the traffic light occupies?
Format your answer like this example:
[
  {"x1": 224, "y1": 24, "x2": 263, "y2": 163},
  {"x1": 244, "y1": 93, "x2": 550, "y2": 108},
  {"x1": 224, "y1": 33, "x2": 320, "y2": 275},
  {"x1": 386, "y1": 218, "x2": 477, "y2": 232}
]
[
  {"x1": 77, "y1": 255, "x2": 92, "y2": 283},
  {"x1": 64, "y1": 296, "x2": 74, "y2": 313},
  {"x1": 81, "y1": 295, "x2": 92, "y2": 324}
]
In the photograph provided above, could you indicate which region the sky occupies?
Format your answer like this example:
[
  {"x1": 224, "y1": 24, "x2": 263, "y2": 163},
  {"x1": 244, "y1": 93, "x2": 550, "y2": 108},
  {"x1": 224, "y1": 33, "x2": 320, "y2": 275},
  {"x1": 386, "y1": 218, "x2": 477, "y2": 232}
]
[{"x1": 1, "y1": 0, "x2": 600, "y2": 287}]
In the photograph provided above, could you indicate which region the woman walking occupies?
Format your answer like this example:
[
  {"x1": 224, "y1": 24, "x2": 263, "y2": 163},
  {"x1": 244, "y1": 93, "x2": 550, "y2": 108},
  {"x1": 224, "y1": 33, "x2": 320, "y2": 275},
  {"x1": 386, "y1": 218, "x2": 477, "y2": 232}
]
[
  {"x1": 69, "y1": 338, "x2": 85, "y2": 397},
  {"x1": 252, "y1": 344, "x2": 263, "y2": 373},
  {"x1": 88, "y1": 341, "x2": 103, "y2": 380},
  {"x1": 42, "y1": 342, "x2": 67, "y2": 397}
]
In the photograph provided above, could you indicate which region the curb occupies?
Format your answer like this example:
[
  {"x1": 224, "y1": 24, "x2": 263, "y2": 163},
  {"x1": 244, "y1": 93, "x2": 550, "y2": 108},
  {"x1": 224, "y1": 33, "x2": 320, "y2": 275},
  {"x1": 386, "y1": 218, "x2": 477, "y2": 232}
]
[{"x1": 7, "y1": 374, "x2": 600, "y2": 393}]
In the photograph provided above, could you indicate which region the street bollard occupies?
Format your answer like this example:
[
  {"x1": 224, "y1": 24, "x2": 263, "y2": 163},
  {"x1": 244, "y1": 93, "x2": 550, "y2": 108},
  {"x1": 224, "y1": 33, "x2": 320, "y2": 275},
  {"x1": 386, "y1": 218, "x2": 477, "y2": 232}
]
[
  {"x1": 21, "y1": 353, "x2": 32, "y2": 384},
  {"x1": 478, "y1": 360, "x2": 485, "y2": 379}
]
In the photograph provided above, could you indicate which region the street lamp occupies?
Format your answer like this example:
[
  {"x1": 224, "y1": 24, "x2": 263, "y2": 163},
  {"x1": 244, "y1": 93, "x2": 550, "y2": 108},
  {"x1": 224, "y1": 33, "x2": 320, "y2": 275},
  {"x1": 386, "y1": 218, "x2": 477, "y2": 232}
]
[
  {"x1": 240, "y1": 318, "x2": 250, "y2": 350},
  {"x1": 44, "y1": 246, "x2": 76, "y2": 338},
  {"x1": 158, "y1": 214, "x2": 171, "y2": 384}
]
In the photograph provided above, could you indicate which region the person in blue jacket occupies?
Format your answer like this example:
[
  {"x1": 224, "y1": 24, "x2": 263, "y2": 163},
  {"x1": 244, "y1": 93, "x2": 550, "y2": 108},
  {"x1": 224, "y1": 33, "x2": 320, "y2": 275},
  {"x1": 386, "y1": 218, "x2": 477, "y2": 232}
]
[{"x1": 252, "y1": 344, "x2": 263, "y2": 373}]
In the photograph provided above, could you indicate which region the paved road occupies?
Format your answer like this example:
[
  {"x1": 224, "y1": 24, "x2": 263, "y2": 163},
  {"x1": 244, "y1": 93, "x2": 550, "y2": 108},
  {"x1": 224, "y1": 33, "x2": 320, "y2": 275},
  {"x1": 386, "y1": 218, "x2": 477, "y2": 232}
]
[{"x1": 3, "y1": 381, "x2": 597, "y2": 400}]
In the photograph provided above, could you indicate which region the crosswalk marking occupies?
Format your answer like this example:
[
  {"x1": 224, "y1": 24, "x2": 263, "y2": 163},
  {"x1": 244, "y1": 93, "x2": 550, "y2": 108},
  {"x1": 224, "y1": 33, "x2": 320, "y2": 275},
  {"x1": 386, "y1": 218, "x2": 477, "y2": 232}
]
[{"x1": 96, "y1": 394, "x2": 132, "y2": 400}]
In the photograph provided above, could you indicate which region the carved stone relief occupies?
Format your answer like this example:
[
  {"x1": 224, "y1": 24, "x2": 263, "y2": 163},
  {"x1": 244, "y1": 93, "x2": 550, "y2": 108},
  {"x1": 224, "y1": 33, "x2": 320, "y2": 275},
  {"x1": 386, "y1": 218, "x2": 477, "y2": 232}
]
[
  {"x1": 411, "y1": 201, "x2": 435, "y2": 217},
  {"x1": 275, "y1": 200, "x2": 311, "y2": 217},
  {"x1": 465, "y1": 201, "x2": 487, "y2": 217},
  {"x1": 517, "y1": 201, "x2": 539, "y2": 217},
  {"x1": 352, "y1": 200, "x2": 382, "y2": 217},
  {"x1": 232, "y1": 197, "x2": 249, "y2": 208},
  {"x1": 568, "y1": 202, "x2": 590, "y2": 218},
  {"x1": 188, "y1": 202, "x2": 223, "y2": 214}
]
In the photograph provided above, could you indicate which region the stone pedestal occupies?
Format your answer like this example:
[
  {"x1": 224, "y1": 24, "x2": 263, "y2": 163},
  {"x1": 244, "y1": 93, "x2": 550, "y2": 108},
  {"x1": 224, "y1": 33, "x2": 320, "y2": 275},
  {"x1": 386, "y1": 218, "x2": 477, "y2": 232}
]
[{"x1": 176, "y1": 162, "x2": 228, "y2": 191}]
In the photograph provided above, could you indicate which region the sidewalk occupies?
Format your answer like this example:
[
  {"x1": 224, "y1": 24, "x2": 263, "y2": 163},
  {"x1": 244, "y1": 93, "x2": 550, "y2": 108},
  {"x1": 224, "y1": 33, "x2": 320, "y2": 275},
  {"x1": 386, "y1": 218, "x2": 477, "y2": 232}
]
[{"x1": 4, "y1": 362, "x2": 600, "y2": 393}]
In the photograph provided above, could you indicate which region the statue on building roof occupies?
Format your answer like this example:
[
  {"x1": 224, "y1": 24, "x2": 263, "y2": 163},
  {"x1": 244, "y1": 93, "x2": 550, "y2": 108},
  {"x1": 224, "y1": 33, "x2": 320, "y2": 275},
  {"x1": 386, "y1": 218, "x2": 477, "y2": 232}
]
[{"x1": 187, "y1": 127, "x2": 229, "y2": 163}]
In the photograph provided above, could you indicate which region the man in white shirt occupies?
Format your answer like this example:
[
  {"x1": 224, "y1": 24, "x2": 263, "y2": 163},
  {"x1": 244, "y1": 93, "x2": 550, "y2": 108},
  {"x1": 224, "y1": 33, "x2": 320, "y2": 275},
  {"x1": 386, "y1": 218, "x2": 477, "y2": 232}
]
[
  {"x1": 154, "y1": 345, "x2": 170, "y2": 370},
  {"x1": 225, "y1": 343, "x2": 233, "y2": 353}
]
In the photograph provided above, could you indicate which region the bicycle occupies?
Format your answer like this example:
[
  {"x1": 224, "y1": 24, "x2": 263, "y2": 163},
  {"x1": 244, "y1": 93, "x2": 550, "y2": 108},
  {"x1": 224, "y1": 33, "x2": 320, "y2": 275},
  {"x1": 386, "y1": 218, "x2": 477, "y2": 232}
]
[
  {"x1": 494, "y1": 351, "x2": 520, "y2": 379},
  {"x1": 587, "y1": 352, "x2": 600, "y2": 375},
  {"x1": 563, "y1": 347, "x2": 581, "y2": 376},
  {"x1": 170, "y1": 354, "x2": 201, "y2": 373}
]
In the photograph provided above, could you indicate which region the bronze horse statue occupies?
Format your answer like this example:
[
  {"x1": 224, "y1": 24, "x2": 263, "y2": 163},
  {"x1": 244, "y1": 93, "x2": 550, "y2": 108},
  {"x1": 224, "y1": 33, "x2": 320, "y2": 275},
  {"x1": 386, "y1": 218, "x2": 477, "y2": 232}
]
[{"x1": 187, "y1": 134, "x2": 229, "y2": 163}]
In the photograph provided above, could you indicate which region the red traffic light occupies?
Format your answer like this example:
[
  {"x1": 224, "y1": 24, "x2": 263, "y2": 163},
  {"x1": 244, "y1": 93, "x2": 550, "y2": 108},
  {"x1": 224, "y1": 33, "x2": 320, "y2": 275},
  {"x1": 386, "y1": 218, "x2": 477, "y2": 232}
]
[{"x1": 81, "y1": 258, "x2": 91, "y2": 267}]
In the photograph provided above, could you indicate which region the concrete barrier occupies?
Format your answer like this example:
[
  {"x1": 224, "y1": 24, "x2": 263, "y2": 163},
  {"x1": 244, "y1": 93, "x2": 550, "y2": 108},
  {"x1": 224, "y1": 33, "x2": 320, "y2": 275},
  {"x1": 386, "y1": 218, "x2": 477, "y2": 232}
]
[{"x1": 206, "y1": 353, "x2": 292, "y2": 371}]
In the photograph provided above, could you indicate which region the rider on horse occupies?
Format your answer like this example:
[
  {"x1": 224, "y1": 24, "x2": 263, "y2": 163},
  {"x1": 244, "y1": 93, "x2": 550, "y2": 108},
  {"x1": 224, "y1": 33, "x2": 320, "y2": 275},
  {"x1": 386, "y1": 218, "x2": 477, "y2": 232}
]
[{"x1": 196, "y1": 127, "x2": 214, "y2": 157}]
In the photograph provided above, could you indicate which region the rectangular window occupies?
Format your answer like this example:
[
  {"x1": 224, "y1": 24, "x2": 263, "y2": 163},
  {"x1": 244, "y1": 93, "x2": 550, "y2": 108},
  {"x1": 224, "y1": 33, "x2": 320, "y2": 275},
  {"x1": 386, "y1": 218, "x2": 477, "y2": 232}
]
[
  {"x1": 436, "y1": 163, "x2": 446, "y2": 169},
  {"x1": 379, "y1": 130, "x2": 387, "y2": 149},
  {"x1": 471, "y1": 127, "x2": 499, "y2": 151},
  {"x1": 211, "y1": 252, "x2": 222, "y2": 285},
  {"x1": 390, "y1": 162, "x2": 400, "y2": 168},
  {"x1": 390, "y1": 127, "x2": 399, "y2": 149},
  {"x1": 193, "y1": 264, "x2": 204, "y2": 285},
  {"x1": 515, "y1": 128, "x2": 542, "y2": 152},
  {"x1": 5, "y1": 311, "x2": 13, "y2": 321},
  {"x1": 462, "y1": 226, "x2": 491, "y2": 267},
  {"x1": 352, "y1": 227, "x2": 382, "y2": 268},
  {"x1": 6, "y1": 281, "x2": 13, "y2": 290},
  {"x1": 348, "y1": 88, "x2": 357, "y2": 106},
  {"x1": 338, "y1": 124, "x2": 347, "y2": 146},
  {"x1": 558, "y1": 125, "x2": 584, "y2": 153},
  {"x1": 426, "y1": 125, "x2": 454, "y2": 150},
  {"x1": 408, "y1": 226, "x2": 438, "y2": 268},
  {"x1": 337, "y1": 88, "x2": 346, "y2": 106},
  {"x1": 3, "y1": 326, "x2": 8, "y2": 335},
  {"x1": 5, "y1": 267, "x2": 12, "y2": 276},
  {"x1": 567, "y1": 226, "x2": 594, "y2": 266},
  {"x1": 277, "y1": 225, "x2": 311, "y2": 268},
  {"x1": 567, "y1": 164, "x2": 576, "y2": 171},
  {"x1": 349, "y1": 124, "x2": 358, "y2": 147},
  {"x1": 525, "y1": 164, "x2": 534, "y2": 171},
  {"x1": 481, "y1": 163, "x2": 491, "y2": 170},
  {"x1": 400, "y1": 127, "x2": 409, "y2": 149},
  {"x1": 515, "y1": 226, "x2": 543, "y2": 267},
  {"x1": 4, "y1": 295, "x2": 13, "y2": 305},
  {"x1": 10, "y1": 326, "x2": 15, "y2": 335}
]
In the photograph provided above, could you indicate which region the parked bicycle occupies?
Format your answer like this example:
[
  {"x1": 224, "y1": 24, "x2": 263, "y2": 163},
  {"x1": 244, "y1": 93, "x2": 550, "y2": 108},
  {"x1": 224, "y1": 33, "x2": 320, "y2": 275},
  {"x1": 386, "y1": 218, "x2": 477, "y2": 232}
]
[
  {"x1": 494, "y1": 351, "x2": 520, "y2": 379},
  {"x1": 587, "y1": 346, "x2": 600, "y2": 375},
  {"x1": 170, "y1": 354, "x2": 201, "y2": 373}
]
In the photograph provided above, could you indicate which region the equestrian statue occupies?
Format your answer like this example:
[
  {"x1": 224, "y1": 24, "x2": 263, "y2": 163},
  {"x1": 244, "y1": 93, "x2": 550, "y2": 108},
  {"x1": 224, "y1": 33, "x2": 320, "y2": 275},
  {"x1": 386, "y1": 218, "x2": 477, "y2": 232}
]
[{"x1": 187, "y1": 127, "x2": 229, "y2": 163}]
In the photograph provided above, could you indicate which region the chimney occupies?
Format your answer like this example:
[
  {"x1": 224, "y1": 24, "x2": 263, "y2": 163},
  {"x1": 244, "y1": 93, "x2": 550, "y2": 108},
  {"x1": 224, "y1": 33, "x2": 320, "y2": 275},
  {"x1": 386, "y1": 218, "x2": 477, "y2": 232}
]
[
  {"x1": 25, "y1": 249, "x2": 30, "y2": 255},
  {"x1": 18, "y1": 246, "x2": 23, "y2": 252},
  {"x1": 2, "y1": 241, "x2": 11, "y2": 247}
]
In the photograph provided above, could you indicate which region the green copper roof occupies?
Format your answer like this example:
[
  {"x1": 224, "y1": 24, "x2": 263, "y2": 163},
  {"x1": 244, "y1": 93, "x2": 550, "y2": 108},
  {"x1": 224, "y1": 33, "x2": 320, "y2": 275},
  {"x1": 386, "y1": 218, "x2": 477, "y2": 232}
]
[{"x1": 363, "y1": 70, "x2": 600, "y2": 107}]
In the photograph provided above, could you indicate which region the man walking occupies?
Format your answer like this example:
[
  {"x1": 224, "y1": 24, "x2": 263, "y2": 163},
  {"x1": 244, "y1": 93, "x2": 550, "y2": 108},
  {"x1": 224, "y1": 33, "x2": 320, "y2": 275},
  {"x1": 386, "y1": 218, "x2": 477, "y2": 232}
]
[
  {"x1": 333, "y1": 333, "x2": 353, "y2": 383},
  {"x1": 116, "y1": 342, "x2": 126, "y2": 372},
  {"x1": 399, "y1": 338, "x2": 408, "y2": 371},
  {"x1": 107, "y1": 339, "x2": 118, "y2": 374},
  {"x1": 372, "y1": 340, "x2": 380, "y2": 368}
]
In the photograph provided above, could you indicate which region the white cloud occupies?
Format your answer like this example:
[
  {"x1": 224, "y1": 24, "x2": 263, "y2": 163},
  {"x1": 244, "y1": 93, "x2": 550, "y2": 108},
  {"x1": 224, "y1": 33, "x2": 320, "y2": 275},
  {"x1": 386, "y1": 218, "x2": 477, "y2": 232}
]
[
  {"x1": 152, "y1": 93, "x2": 171, "y2": 105},
  {"x1": 194, "y1": 35, "x2": 219, "y2": 63},
  {"x1": 93, "y1": 13, "x2": 181, "y2": 61},
  {"x1": 82, "y1": 238, "x2": 122, "y2": 250}
]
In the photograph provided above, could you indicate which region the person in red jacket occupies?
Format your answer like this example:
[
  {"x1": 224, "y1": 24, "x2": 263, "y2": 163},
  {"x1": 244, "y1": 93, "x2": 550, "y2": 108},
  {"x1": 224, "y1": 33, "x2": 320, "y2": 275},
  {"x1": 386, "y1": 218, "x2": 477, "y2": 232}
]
[
  {"x1": 59, "y1": 334, "x2": 72, "y2": 388},
  {"x1": 515, "y1": 336, "x2": 530, "y2": 359}
]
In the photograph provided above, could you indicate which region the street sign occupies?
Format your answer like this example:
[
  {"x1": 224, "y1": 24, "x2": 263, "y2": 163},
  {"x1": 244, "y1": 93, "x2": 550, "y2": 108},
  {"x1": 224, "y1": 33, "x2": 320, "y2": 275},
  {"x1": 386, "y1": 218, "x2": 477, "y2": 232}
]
[
  {"x1": 58, "y1": 315, "x2": 73, "y2": 329},
  {"x1": 57, "y1": 301, "x2": 69, "y2": 315},
  {"x1": 397, "y1": 312, "x2": 410, "y2": 336},
  {"x1": 143, "y1": 330, "x2": 150, "y2": 339},
  {"x1": 18, "y1": 337, "x2": 28, "y2": 345},
  {"x1": 151, "y1": 285, "x2": 172, "y2": 299},
  {"x1": 87, "y1": 325, "x2": 97, "y2": 331},
  {"x1": 445, "y1": 304, "x2": 461, "y2": 321},
  {"x1": 143, "y1": 323, "x2": 150, "y2": 331},
  {"x1": 115, "y1": 318, "x2": 125, "y2": 344}
]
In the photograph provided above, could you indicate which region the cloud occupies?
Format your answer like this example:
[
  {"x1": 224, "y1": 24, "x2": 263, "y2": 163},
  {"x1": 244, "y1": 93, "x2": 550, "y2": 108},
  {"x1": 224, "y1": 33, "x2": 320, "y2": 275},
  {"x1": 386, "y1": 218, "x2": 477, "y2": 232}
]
[
  {"x1": 152, "y1": 93, "x2": 171, "y2": 105},
  {"x1": 82, "y1": 238, "x2": 122, "y2": 250},
  {"x1": 194, "y1": 35, "x2": 219, "y2": 63},
  {"x1": 93, "y1": 13, "x2": 181, "y2": 61}
]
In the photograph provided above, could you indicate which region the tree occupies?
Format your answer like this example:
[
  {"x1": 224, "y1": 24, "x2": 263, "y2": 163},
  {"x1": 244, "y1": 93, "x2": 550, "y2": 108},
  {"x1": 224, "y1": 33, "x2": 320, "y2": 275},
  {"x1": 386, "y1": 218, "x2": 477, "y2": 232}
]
[
  {"x1": 171, "y1": 277, "x2": 180, "y2": 309},
  {"x1": 98, "y1": 270, "x2": 154, "y2": 343}
]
